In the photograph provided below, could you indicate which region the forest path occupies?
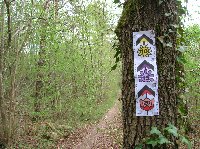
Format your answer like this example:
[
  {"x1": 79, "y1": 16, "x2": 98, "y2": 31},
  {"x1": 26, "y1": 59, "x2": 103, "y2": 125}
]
[{"x1": 58, "y1": 100, "x2": 123, "y2": 149}]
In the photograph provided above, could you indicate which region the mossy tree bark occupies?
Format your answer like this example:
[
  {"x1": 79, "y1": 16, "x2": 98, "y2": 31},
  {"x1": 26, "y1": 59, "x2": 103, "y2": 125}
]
[{"x1": 115, "y1": 0, "x2": 182, "y2": 148}]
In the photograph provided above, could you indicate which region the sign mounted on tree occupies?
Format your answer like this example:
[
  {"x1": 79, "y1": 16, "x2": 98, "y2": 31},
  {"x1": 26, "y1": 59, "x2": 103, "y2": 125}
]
[{"x1": 133, "y1": 30, "x2": 159, "y2": 116}]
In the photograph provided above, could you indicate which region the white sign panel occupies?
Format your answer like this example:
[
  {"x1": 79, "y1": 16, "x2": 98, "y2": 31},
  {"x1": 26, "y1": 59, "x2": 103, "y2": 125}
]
[{"x1": 133, "y1": 30, "x2": 159, "y2": 116}]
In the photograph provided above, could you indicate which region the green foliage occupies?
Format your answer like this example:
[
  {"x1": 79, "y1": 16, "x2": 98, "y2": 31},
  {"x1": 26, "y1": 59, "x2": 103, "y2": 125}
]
[
  {"x1": 111, "y1": 42, "x2": 121, "y2": 71},
  {"x1": 164, "y1": 124, "x2": 178, "y2": 137},
  {"x1": 136, "y1": 124, "x2": 192, "y2": 149},
  {"x1": 179, "y1": 24, "x2": 200, "y2": 134},
  {"x1": 147, "y1": 127, "x2": 171, "y2": 147},
  {"x1": 113, "y1": 0, "x2": 120, "y2": 4},
  {"x1": 0, "y1": 0, "x2": 121, "y2": 148}
]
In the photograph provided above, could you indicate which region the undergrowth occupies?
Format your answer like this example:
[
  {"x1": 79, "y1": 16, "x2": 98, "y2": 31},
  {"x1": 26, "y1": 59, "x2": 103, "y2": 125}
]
[{"x1": 9, "y1": 73, "x2": 120, "y2": 149}]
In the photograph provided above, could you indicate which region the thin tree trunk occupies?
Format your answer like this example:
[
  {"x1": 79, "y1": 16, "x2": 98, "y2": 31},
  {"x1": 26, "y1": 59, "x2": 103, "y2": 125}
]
[
  {"x1": 0, "y1": 2, "x2": 8, "y2": 145},
  {"x1": 34, "y1": 0, "x2": 50, "y2": 121},
  {"x1": 8, "y1": 53, "x2": 17, "y2": 144},
  {"x1": 115, "y1": 0, "x2": 182, "y2": 148},
  {"x1": 54, "y1": 0, "x2": 58, "y2": 17},
  {"x1": 34, "y1": 31, "x2": 46, "y2": 120},
  {"x1": 4, "y1": 0, "x2": 11, "y2": 48},
  {"x1": 5, "y1": 0, "x2": 18, "y2": 144},
  {"x1": 51, "y1": 0, "x2": 59, "y2": 111},
  {"x1": 4, "y1": 0, "x2": 17, "y2": 144}
]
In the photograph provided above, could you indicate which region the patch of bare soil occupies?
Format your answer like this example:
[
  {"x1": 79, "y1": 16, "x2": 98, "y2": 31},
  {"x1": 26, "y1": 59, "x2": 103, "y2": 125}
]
[{"x1": 58, "y1": 101, "x2": 123, "y2": 149}]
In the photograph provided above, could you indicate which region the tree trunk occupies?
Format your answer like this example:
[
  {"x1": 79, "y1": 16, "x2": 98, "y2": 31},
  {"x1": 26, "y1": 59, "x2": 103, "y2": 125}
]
[
  {"x1": 0, "y1": 2, "x2": 8, "y2": 145},
  {"x1": 115, "y1": 0, "x2": 182, "y2": 148},
  {"x1": 34, "y1": 1, "x2": 49, "y2": 121},
  {"x1": 34, "y1": 26, "x2": 46, "y2": 120},
  {"x1": 4, "y1": 0, "x2": 18, "y2": 144}
]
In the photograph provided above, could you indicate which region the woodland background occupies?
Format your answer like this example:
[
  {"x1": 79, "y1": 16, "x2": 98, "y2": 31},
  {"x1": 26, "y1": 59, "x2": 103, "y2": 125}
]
[{"x1": 0, "y1": 0, "x2": 199, "y2": 148}]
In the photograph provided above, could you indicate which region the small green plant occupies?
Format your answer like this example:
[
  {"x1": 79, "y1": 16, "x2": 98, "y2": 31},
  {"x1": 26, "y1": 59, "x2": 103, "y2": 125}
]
[{"x1": 135, "y1": 124, "x2": 192, "y2": 149}]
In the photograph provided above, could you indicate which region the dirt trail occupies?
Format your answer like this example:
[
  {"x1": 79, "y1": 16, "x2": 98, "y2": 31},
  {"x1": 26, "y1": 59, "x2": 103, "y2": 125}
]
[
  {"x1": 57, "y1": 99, "x2": 200, "y2": 149},
  {"x1": 59, "y1": 100, "x2": 122, "y2": 149}
]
